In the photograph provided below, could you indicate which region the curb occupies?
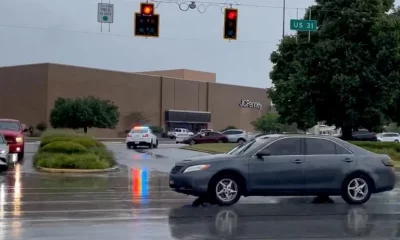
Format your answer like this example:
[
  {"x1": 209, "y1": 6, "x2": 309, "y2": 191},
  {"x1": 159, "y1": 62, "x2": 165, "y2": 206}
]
[
  {"x1": 180, "y1": 147, "x2": 220, "y2": 154},
  {"x1": 37, "y1": 166, "x2": 119, "y2": 173}
]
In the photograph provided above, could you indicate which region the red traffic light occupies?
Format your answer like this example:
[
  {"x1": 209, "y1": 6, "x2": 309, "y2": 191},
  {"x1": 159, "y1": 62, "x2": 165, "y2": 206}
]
[
  {"x1": 226, "y1": 9, "x2": 237, "y2": 20},
  {"x1": 141, "y1": 3, "x2": 154, "y2": 15}
]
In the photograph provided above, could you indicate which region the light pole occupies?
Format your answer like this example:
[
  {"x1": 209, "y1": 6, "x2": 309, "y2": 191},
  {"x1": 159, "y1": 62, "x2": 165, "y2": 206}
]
[{"x1": 282, "y1": 0, "x2": 286, "y2": 38}]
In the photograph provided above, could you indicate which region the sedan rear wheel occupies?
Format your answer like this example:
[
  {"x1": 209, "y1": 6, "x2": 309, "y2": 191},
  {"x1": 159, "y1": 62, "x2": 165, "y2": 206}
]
[
  {"x1": 341, "y1": 175, "x2": 372, "y2": 205},
  {"x1": 217, "y1": 139, "x2": 223, "y2": 143},
  {"x1": 210, "y1": 175, "x2": 241, "y2": 206},
  {"x1": 189, "y1": 140, "x2": 195, "y2": 145}
]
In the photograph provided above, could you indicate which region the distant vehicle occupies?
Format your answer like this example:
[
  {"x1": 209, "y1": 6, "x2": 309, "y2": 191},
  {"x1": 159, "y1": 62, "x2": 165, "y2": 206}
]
[
  {"x1": 182, "y1": 131, "x2": 228, "y2": 145},
  {"x1": 0, "y1": 132, "x2": 9, "y2": 170},
  {"x1": 167, "y1": 128, "x2": 194, "y2": 139},
  {"x1": 126, "y1": 126, "x2": 158, "y2": 149},
  {"x1": 346, "y1": 129, "x2": 378, "y2": 141},
  {"x1": 169, "y1": 134, "x2": 396, "y2": 206},
  {"x1": 377, "y1": 132, "x2": 400, "y2": 142},
  {"x1": 0, "y1": 119, "x2": 26, "y2": 160},
  {"x1": 221, "y1": 129, "x2": 249, "y2": 144},
  {"x1": 199, "y1": 129, "x2": 213, "y2": 133}
]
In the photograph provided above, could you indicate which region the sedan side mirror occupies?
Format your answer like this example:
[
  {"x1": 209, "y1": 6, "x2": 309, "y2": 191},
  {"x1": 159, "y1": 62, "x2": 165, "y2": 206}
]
[{"x1": 256, "y1": 150, "x2": 270, "y2": 159}]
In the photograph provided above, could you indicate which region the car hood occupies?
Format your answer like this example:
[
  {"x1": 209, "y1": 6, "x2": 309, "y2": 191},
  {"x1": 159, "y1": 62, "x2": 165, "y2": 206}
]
[
  {"x1": 0, "y1": 129, "x2": 21, "y2": 137},
  {"x1": 176, "y1": 154, "x2": 234, "y2": 166}
]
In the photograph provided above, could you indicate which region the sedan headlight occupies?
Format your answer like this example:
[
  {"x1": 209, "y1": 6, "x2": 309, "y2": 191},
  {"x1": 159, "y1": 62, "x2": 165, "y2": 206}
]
[
  {"x1": 183, "y1": 164, "x2": 210, "y2": 173},
  {"x1": 15, "y1": 137, "x2": 23, "y2": 143}
]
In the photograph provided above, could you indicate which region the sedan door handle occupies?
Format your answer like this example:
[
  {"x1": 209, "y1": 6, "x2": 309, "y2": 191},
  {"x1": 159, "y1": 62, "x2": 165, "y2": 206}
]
[
  {"x1": 292, "y1": 159, "x2": 303, "y2": 164},
  {"x1": 343, "y1": 158, "x2": 353, "y2": 162}
]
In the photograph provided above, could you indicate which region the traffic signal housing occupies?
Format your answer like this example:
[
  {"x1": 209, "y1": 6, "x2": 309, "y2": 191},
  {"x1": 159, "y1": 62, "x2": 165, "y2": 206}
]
[
  {"x1": 223, "y1": 8, "x2": 238, "y2": 40},
  {"x1": 134, "y1": 3, "x2": 159, "y2": 38}
]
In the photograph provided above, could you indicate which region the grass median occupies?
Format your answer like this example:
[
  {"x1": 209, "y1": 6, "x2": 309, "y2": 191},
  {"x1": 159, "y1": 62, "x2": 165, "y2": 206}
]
[
  {"x1": 181, "y1": 141, "x2": 400, "y2": 163},
  {"x1": 33, "y1": 130, "x2": 116, "y2": 170}
]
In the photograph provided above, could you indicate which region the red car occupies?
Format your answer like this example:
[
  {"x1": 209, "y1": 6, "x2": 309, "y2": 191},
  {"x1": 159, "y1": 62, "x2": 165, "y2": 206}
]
[
  {"x1": 183, "y1": 131, "x2": 228, "y2": 145},
  {"x1": 0, "y1": 119, "x2": 26, "y2": 160}
]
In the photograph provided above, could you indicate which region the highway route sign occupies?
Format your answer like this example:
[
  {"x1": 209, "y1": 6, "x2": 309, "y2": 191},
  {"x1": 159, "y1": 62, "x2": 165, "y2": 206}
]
[
  {"x1": 98, "y1": 3, "x2": 114, "y2": 23},
  {"x1": 290, "y1": 19, "x2": 317, "y2": 31}
]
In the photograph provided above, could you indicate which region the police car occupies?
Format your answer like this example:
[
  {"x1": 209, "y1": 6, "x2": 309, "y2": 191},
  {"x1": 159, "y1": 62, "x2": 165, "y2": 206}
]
[{"x1": 126, "y1": 126, "x2": 158, "y2": 149}]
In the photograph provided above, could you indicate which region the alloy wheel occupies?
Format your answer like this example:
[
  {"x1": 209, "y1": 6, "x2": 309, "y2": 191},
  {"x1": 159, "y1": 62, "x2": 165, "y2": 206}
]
[
  {"x1": 347, "y1": 178, "x2": 369, "y2": 202},
  {"x1": 215, "y1": 178, "x2": 238, "y2": 203}
]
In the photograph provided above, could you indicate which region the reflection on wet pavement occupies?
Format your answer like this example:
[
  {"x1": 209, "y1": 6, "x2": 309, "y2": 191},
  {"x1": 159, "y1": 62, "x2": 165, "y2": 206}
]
[{"x1": 0, "y1": 143, "x2": 399, "y2": 239}]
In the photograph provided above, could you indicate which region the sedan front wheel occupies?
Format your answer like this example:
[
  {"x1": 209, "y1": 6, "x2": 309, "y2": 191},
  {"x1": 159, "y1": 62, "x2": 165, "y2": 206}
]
[{"x1": 210, "y1": 175, "x2": 241, "y2": 206}]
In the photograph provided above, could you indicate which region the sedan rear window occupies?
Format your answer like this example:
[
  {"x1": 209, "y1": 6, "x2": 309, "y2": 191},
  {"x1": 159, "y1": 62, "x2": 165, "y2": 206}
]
[
  {"x1": 130, "y1": 128, "x2": 149, "y2": 133},
  {"x1": 0, "y1": 134, "x2": 5, "y2": 144}
]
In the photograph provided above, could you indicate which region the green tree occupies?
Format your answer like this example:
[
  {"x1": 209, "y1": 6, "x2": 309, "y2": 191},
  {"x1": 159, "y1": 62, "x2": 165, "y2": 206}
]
[
  {"x1": 50, "y1": 96, "x2": 120, "y2": 134},
  {"x1": 252, "y1": 113, "x2": 298, "y2": 133},
  {"x1": 269, "y1": 0, "x2": 400, "y2": 139}
]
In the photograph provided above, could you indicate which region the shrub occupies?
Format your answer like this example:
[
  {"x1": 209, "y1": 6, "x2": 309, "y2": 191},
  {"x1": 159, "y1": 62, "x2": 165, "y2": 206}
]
[
  {"x1": 150, "y1": 126, "x2": 164, "y2": 134},
  {"x1": 89, "y1": 147, "x2": 116, "y2": 166},
  {"x1": 40, "y1": 136, "x2": 77, "y2": 147},
  {"x1": 34, "y1": 152, "x2": 110, "y2": 169},
  {"x1": 40, "y1": 141, "x2": 88, "y2": 154},
  {"x1": 36, "y1": 122, "x2": 48, "y2": 132},
  {"x1": 71, "y1": 137, "x2": 103, "y2": 149}
]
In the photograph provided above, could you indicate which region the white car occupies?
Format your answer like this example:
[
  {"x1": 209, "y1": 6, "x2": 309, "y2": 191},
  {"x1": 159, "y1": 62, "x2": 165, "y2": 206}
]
[
  {"x1": 126, "y1": 126, "x2": 158, "y2": 149},
  {"x1": 0, "y1": 133, "x2": 9, "y2": 170},
  {"x1": 377, "y1": 132, "x2": 400, "y2": 142},
  {"x1": 167, "y1": 128, "x2": 194, "y2": 139}
]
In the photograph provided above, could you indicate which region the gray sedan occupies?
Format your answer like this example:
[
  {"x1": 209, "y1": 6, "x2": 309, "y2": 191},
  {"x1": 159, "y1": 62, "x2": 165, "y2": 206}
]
[{"x1": 169, "y1": 134, "x2": 396, "y2": 206}]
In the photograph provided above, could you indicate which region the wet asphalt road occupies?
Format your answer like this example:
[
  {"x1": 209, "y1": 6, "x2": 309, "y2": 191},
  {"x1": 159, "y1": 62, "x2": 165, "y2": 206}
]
[{"x1": 1, "y1": 143, "x2": 400, "y2": 239}]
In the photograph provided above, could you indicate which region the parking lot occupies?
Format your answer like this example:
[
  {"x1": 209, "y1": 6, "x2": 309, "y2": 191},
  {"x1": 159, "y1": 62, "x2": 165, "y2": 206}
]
[{"x1": 1, "y1": 142, "x2": 400, "y2": 239}]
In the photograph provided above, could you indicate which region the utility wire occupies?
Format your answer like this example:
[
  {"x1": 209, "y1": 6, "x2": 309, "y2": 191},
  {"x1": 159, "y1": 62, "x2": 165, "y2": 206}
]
[{"x1": 0, "y1": 23, "x2": 277, "y2": 45}]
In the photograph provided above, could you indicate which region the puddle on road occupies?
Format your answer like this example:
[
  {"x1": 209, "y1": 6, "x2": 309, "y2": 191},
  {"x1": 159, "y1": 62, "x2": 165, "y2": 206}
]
[{"x1": 133, "y1": 150, "x2": 167, "y2": 160}]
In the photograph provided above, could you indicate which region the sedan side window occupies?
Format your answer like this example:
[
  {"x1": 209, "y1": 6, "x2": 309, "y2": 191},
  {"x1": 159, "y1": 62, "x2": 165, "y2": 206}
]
[
  {"x1": 306, "y1": 138, "x2": 335, "y2": 155},
  {"x1": 265, "y1": 138, "x2": 301, "y2": 156},
  {"x1": 335, "y1": 144, "x2": 352, "y2": 155}
]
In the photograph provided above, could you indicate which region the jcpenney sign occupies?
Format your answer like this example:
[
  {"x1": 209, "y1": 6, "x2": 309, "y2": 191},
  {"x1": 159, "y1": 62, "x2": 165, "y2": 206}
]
[{"x1": 239, "y1": 99, "x2": 262, "y2": 110}]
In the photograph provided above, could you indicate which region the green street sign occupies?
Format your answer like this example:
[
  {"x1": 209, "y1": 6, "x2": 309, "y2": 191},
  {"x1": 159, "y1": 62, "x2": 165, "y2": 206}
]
[{"x1": 290, "y1": 19, "x2": 317, "y2": 31}]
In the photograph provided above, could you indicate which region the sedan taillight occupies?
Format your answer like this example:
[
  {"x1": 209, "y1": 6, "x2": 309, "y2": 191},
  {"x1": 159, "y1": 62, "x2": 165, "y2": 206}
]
[
  {"x1": 127, "y1": 134, "x2": 132, "y2": 137},
  {"x1": 142, "y1": 134, "x2": 149, "y2": 137}
]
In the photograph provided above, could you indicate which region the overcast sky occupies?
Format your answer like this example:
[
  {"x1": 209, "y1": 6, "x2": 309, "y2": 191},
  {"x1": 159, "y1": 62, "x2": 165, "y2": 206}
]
[{"x1": 1, "y1": 0, "x2": 397, "y2": 88}]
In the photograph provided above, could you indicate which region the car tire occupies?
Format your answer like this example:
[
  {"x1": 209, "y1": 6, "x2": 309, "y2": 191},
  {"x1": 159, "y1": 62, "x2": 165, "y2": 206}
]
[
  {"x1": 217, "y1": 139, "x2": 223, "y2": 143},
  {"x1": 395, "y1": 140, "x2": 399, "y2": 143},
  {"x1": 209, "y1": 174, "x2": 241, "y2": 206},
  {"x1": 237, "y1": 139, "x2": 245, "y2": 144},
  {"x1": 126, "y1": 144, "x2": 131, "y2": 149},
  {"x1": 189, "y1": 140, "x2": 195, "y2": 145},
  {"x1": 149, "y1": 141, "x2": 153, "y2": 149},
  {"x1": 18, "y1": 152, "x2": 24, "y2": 160},
  {"x1": 341, "y1": 174, "x2": 372, "y2": 205},
  {"x1": 154, "y1": 140, "x2": 158, "y2": 148}
]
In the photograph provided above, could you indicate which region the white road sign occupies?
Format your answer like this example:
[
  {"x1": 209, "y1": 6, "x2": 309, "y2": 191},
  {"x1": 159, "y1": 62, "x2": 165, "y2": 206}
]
[{"x1": 97, "y1": 3, "x2": 114, "y2": 23}]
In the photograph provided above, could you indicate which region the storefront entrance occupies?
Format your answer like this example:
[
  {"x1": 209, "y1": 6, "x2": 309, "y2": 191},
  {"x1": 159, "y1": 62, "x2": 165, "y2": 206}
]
[{"x1": 165, "y1": 110, "x2": 211, "y2": 134}]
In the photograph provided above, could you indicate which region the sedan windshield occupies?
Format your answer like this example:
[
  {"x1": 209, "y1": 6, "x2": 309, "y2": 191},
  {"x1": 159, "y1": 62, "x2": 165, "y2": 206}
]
[{"x1": 0, "y1": 121, "x2": 20, "y2": 131}]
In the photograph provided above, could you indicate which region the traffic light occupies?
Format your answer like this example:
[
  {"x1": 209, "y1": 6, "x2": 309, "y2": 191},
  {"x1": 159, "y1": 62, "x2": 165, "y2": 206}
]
[
  {"x1": 223, "y1": 8, "x2": 238, "y2": 40},
  {"x1": 134, "y1": 3, "x2": 159, "y2": 38}
]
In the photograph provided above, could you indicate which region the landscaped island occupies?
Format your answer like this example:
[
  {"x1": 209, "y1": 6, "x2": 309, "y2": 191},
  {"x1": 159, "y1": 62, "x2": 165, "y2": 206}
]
[{"x1": 33, "y1": 130, "x2": 116, "y2": 170}]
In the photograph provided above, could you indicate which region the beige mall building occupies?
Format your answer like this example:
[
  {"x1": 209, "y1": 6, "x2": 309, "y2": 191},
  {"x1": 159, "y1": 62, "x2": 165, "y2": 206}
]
[{"x1": 0, "y1": 63, "x2": 271, "y2": 137}]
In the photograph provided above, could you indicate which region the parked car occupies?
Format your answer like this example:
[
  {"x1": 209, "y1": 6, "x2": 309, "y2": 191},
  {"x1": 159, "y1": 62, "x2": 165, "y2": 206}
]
[
  {"x1": 182, "y1": 131, "x2": 228, "y2": 145},
  {"x1": 221, "y1": 129, "x2": 249, "y2": 144},
  {"x1": 0, "y1": 119, "x2": 26, "y2": 160},
  {"x1": 199, "y1": 129, "x2": 213, "y2": 133},
  {"x1": 169, "y1": 134, "x2": 396, "y2": 206},
  {"x1": 377, "y1": 132, "x2": 400, "y2": 142},
  {"x1": 348, "y1": 129, "x2": 378, "y2": 141},
  {"x1": 0, "y1": 132, "x2": 9, "y2": 170},
  {"x1": 167, "y1": 128, "x2": 194, "y2": 139},
  {"x1": 126, "y1": 126, "x2": 158, "y2": 149}
]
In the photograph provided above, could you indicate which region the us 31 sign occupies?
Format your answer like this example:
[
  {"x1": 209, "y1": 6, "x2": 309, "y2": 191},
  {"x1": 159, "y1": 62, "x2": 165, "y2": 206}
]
[{"x1": 239, "y1": 99, "x2": 262, "y2": 110}]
